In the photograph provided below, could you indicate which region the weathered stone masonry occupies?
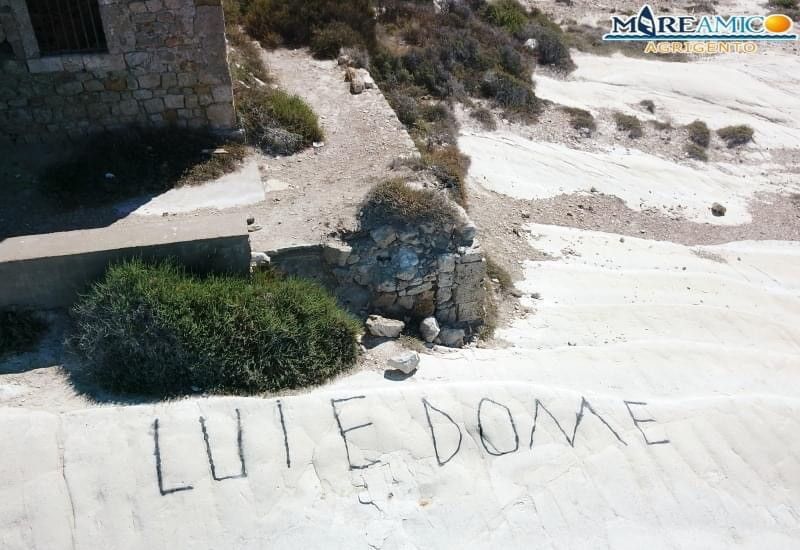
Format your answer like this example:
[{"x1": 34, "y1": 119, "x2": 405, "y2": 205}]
[
  {"x1": 266, "y1": 206, "x2": 487, "y2": 342},
  {"x1": 0, "y1": 0, "x2": 235, "y2": 143}
]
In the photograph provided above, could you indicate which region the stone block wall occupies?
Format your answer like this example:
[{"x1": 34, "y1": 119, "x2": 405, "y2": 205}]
[
  {"x1": 260, "y1": 207, "x2": 487, "y2": 344},
  {"x1": 0, "y1": 0, "x2": 235, "y2": 143},
  {"x1": 333, "y1": 222, "x2": 486, "y2": 328}
]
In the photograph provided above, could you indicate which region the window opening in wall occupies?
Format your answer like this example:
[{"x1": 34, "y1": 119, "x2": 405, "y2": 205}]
[{"x1": 25, "y1": 0, "x2": 107, "y2": 55}]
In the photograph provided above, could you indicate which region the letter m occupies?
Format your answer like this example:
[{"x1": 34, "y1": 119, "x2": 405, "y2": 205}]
[
  {"x1": 610, "y1": 16, "x2": 637, "y2": 33},
  {"x1": 529, "y1": 397, "x2": 627, "y2": 449}
]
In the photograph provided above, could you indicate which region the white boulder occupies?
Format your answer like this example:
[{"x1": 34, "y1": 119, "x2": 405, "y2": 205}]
[
  {"x1": 366, "y1": 315, "x2": 405, "y2": 338},
  {"x1": 387, "y1": 350, "x2": 420, "y2": 374}
]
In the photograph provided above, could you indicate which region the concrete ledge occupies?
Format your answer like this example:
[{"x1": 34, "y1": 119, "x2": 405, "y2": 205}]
[{"x1": 0, "y1": 214, "x2": 250, "y2": 309}]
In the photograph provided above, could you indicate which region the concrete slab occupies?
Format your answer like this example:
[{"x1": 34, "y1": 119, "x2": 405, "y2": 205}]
[
  {"x1": 128, "y1": 157, "x2": 265, "y2": 216},
  {"x1": 0, "y1": 213, "x2": 250, "y2": 309}
]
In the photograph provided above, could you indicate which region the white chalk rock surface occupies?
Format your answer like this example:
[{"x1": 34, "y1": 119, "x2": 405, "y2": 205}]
[
  {"x1": 459, "y1": 132, "x2": 788, "y2": 225},
  {"x1": 535, "y1": 52, "x2": 800, "y2": 149},
  {"x1": 1, "y1": 383, "x2": 798, "y2": 549},
  {"x1": 2, "y1": 229, "x2": 799, "y2": 549}
]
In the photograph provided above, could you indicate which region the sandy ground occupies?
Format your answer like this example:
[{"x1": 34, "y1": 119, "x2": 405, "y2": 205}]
[{"x1": 208, "y1": 48, "x2": 417, "y2": 252}]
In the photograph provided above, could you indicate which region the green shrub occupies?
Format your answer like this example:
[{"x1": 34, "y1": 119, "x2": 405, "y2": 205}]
[
  {"x1": 613, "y1": 112, "x2": 643, "y2": 138},
  {"x1": 310, "y1": 21, "x2": 363, "y2": 58},
  {"x1": 372, "y1": 1, "x2": 541, "y2": 118},
  {"x1": 686, "y1": 119, "x2": 710, "y2": 147},
  {"x1": 480, "y1": 70, "x2": 539, "y2": 114},
  {"x1": 685, "y1": 143, "x2": 708, "y2": 161},
  {"x1": 640, "y1": 99, "x2": 655, "y2": 113},
  {"x1": 69, "y1": 260, "x2": 360, "y2": 397},
  {"x1": 1, "y1": 310, "x2": 47, "y2": 358},
  {"x1": 563, "y1": 107, "x2": 595, "y2": 131},
  {"x1": 482, "y1": 0, "x2": 530, "y2": 33},
  {"x1": 237, "y1": 88, "x2": 323, "y2": 154},
  {"x1": 470, "y1": 106, "x2": 497, "y2": 130},
  {"x1": 481, "y1": 0, "x2": 574, "y2": 70},
  {"x1": 360, "y1": 179, "x2": 460, "y2": 231},
  {"x1": 42, "y1": 129, "x2": 246, "y2": 208},
  {"x1": 244, "y1": 0, "x2": 374, "y2": 48},
  {"x1": 717, "y1": 124, "x2": 754, "y2": 148},
  {"x1": 525, "y1": 21, "x2": 574, "y2": 70},
  {"x1": 423, "y1": 146, "x2": 471, "y2": 207},
  {"x1": 226, "y1": 22, "x2": 271, "y2": 85},
  {"x1": 650, "y1": 120, "x2": 672, "y2": 131},
  {"x1": 390, "y1": 93, "x2": 420, "y2": 126}
]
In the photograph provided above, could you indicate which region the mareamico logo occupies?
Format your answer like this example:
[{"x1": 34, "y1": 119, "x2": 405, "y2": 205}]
[{"x1": 603, "y1": 4, "x2": 798, "y2": 42}]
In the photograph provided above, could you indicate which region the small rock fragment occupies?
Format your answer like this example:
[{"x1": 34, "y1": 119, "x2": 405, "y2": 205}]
[
  {"x1": 437, "y1": 327, "x2": 466, "y2": 348},
  {"x1": 250, "y1": 252, "x2": 270, "y2": 266},
  {"x1": 388, "y1": 350, "x2": 420, "y2": 374},
  {"x1": 420, "y1": 317, "x2": 440, "y2": 343},
  {"x1": 711, "y1": 202, "x2": 727, "y2": 217},
  {"x1": 350, "y1": 76, "x2": 365, "y2": 94}
]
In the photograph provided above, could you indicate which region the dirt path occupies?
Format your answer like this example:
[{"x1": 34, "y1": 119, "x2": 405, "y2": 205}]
[{"x1": 238, "y1": 48, "x2": 418, "y2": 252}]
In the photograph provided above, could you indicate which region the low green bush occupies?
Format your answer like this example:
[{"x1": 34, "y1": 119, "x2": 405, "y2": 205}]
[
  {"x1": 237, "y1": 88, "x2": 323, "y2": 154},
  {"x1": 424, "y1": 146, "x2": 471, "y2": 206},
  {"x1": 613, "y1": 112, "x2": 643, "y2": 138},
  {"x1": 69, "y1": 260, "x2": 360, "y2": 397},
  {"x1": 717, "y1": 124, "x2": 754, "y2": 148},
  {"x1": 563, "y1": 107, "x2": 595, "y2": 131},
  {"x1": 310, "y1": 21, "x2": 363, "y2": 59},
  {"x1": 0, "y1": 310, "x2": 47, "y2": 358},
  {"x1": 470, "y1": 106, "x2": 497, "y2": 130},
  {"x1": 524, "y1": 20, "x2": 574, "y2": 70},
  {"x1": 686, "y1": 119, "x2": 710, "y2": 147},
  {"x1": 390, "y1": 93, "x2": 420, "y2": 126},
  {"x1": 244, "y1": 0, "x2": 374, "y2": 48},
  {"x1": 640, "y1": 99, "x2": 655, "y2": 113},
  {"x1": 360, "y1": 179, "x2": 460, "y2": 231},
  {"x1": 482, "y1": 0, "x2": 530, "y2": 33},
  {"x1": 685, "y1": 143, "x2": 708, "y2": 161},
  {"x1": 480, "y1": 70, "x2": 539, "y2": 114}
]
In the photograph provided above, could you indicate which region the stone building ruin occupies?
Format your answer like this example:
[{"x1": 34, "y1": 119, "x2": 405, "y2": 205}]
[{"x1": 0, "y1": 0, "x2": 236, "y2": 143}]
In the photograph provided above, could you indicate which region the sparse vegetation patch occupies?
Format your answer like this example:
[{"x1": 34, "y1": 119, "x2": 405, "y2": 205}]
[
  {"x1": 562, "y1": 107, "x2": 596, "y2": 132},
  {"x1": 227, "y1": 19, "x2": 324, "y2": 155},
  {"x1": 685, "y1": 143, "x2": 708, "y2": 161},
  {"x1": 717, "y1": 125, "x2": 754, "y2": 148},
  {"x1": 470, "y1": 107, "x2": 498, "y2": 130},
  {"x1": 360, "y1": 179, "x2": 460, "y2": 231},
  {"x1": 768, "y1": 0, "x2": 799, "y2": 21},
  {"x1": 613, "y1": 112, "x2": 643, "y2": 138},
  {"x1": 687, "y1": 119, "x2": 711, "y2": 147}
]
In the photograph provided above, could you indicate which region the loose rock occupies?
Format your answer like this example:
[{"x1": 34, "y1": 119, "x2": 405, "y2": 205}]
[
  {"x1": 420, "y1": 317, "x2": 441, "y2": 343},
  {"x1": 438, "y1": 327, "x2": 466, "y2": 348},
  {"x1": 350, "y1": 76, "x2": 365, "y2": 95},
  {"x1": 366, "y1": 315, "x2": 405, "y2": 338},
  {"x1": 387, "y1": 350, "x2": 420, "y2": 374},
  {"x1": 711, "y1": 202, "x2": 727, "y2": 217}
]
